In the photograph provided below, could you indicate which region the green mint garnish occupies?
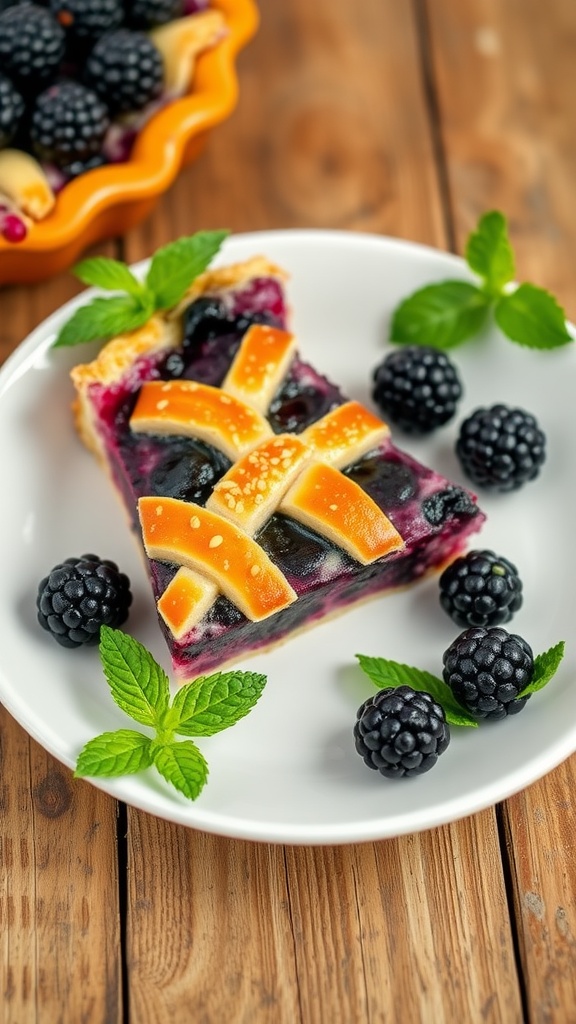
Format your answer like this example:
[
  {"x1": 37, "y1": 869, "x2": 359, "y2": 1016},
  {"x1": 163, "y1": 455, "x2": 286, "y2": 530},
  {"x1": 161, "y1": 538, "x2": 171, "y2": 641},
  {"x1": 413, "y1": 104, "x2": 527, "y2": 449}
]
[
  {"x1": 54, "y1": 229, "x2": 229, "y2": 348},
  {"x1": 357, "y1": 638, "x2": 566, "y2": 724},
  {"x1": 74, "y1": 626, "x2": 267, "y2": 801},
  {"x1": 518, "y1": 640, "x2": 565, "y2": 697},
  {"x1": 355, "y1": 653, "x2": 478, "y2": 727},
  {"x1": 390, "y1": 210, "x2": 572, "y2": 351}
]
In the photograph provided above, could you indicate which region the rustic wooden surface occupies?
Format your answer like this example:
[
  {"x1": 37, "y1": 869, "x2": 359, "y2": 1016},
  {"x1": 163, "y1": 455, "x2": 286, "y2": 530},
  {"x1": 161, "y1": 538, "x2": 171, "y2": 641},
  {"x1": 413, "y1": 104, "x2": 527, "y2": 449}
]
[{"x1": 2, "y1": 0, "x2": 576, "y2": 1020}]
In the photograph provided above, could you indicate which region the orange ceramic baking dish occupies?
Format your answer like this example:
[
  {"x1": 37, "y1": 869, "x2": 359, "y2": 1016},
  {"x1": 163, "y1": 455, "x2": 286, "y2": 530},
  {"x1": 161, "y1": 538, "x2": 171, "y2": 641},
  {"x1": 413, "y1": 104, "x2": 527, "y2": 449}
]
[{"x1": 0, "y1": 0, "x2": 258, "y2": 286}]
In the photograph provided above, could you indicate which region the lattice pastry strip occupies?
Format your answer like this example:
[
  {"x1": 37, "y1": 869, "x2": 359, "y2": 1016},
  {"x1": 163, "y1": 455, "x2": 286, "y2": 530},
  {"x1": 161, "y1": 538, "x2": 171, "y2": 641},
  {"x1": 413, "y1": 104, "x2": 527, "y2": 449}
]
[
  {"x1": 280, "y1": 461, "x2": 404, "y2": 564},
  {"x1": 222, "y1": 325, "x2": 298, "y2": 413},
  {"x1": 206, "y1": 433, "x2": 313, "y2": 535},
  {"x1": 301, "y1": 401, "x2": 390, "y2": 468},
  {"x1": 130, "y1": 379, "x2": 272, "y2": 460},
  {"x1": 158, "y1": 567, "x2": 219, "y2": 639},
  {"x1": 139, "y1": 496, "x2": 297, "y2": 623}
]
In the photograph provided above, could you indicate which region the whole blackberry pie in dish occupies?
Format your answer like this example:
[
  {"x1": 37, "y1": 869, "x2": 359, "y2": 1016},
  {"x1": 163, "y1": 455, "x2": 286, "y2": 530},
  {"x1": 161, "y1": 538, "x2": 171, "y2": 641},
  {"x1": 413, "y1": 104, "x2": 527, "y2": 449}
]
[
  {"x1": 0, "y1": 0, "x2": 258, "y2": 283},
  {"x1": 70, "y1": 252, "x2": 486, "y2": 681}
]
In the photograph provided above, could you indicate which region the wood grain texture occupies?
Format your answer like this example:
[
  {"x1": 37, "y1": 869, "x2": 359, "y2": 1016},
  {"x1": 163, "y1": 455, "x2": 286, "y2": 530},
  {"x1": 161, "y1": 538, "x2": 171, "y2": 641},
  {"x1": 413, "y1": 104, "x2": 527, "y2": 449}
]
[
  {"x1": 123, "y1": 0, "x2": 447, "y2": 263},
  {"x1": 426, "y1": 0, "x2": 576, "y2": 317},
  {"x1": 427, "y1": 0, "x2": 576, "y2": 1019},
  {"x1": 0, "y1": 239, "x2": 123, "y2": 1023},
  {"x1": 503, "y1": 766, "x2": 576, "y2": 1023},
  {"x1": 0, "y1": 707, "x2": 122, "y2": 1024}
]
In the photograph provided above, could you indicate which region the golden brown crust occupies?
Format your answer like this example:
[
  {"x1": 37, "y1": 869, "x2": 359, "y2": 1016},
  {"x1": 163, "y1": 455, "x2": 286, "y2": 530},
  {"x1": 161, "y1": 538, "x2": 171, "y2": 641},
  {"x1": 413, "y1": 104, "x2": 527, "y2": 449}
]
[{"x1": 168, "y1": 256, "x2": 289, "y2": 320}]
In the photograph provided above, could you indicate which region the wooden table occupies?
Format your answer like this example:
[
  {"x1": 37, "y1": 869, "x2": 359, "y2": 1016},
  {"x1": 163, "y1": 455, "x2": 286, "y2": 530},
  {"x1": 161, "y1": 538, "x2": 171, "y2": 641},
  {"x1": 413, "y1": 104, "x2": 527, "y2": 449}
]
[{"x1": 2, "y1": 1, "x2": 576, "y2": 1020}]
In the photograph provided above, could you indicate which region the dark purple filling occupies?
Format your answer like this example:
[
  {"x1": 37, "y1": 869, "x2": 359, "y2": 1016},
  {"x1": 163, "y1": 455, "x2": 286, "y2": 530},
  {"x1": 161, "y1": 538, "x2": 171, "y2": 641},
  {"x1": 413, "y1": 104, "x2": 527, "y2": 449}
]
[{"x1": 86, "y1": 276, "x2": 485, "y2": 677}]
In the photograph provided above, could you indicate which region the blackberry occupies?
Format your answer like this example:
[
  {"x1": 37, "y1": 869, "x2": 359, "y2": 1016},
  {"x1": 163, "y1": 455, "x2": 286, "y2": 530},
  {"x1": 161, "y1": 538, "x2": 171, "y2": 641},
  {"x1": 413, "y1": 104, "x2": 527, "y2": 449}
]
[
  {"x1": 442, "y1": 626, "x2": 533, "y2": 720},
  {"x1": 439, "y1": 549, "x2": 523, "y2": 629},
  {"x1": 421, "y1": 485, "x2": 478, "y2": 527},
  {"x1": 456, "y1": 403, "x2": 546, "y2": 492},
  {"x1": 84, "y1": 28, "x2": 164, "y2": 116},
  {"x1": 182, "y1": 299, "x2": 275, "y2": 352},
  {"x1": 268, "y1": 379, "x2": 335, "y2": 434},
  {"x1": 0, "y1": 73, "x2": 26, "y2": 149},
  {"x1": 49, "y1": 0, "x2": 123, "y2": 47},
  {"x1": 0, "y1": 4, "x2": 66, "y2": 94},
  {"x1": 30, "y1": 80, "x2": 110, "y2": 168},
  {"x1": 125, "y1": 0, "x2": 183, "y2": 29},
  {"x1": 354, "y1": 685, "x2": 450, "y2": 778},
  {"x1": 344, "y1": 455, "x2": 417, "y2": 508},
  {"x1": 182, "y1": 296, "x2": 229, "y2": 349},
  {"x1": 59, "y1": 151, "x2": 107, "y2": 179},
  {"x1": 372, "y1": 346, "x2": 463, "y2": 434},
  {"x1": 36, "y1": 553, "x2": 132, "y2": 648}
]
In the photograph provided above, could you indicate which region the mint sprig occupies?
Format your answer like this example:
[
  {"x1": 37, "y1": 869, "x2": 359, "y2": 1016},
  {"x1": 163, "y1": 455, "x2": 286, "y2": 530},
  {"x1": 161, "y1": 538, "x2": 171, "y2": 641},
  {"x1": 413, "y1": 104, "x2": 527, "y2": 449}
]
[
  {"x1": 356, "y1": 653, "x2": 478, "y2": 727},
  {"x1": 390, "y1": 211, "x2": 573, "y2": 350},
  {"x1": 356, "y1": 639, "x2": 566, "y2": 724},
  {"x1": 75, "y1": 626, "x2": 267, "y2": 801},
  {"x1": 54, "y1": 229, "x2": 229, "y2": 348}
]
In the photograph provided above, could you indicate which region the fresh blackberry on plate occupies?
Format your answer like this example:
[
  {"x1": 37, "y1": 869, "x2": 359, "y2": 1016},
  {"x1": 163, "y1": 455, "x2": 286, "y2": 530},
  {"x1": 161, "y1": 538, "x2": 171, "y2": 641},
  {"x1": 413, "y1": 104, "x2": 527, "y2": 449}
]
[
  {"x1": 37, "y1": 553, "x2": 133, "y2": 648},
  {"x1": 442, "y1": 626, "x2": 533, "y2": 720},
  {"x1": 49, "y1": 0, "x2": 123, "y2": 47},
  {"x1": 30, "y1": 80, "x2": 110, "y2": 168},
  {"x1": 84, "y1": 28, "x2": 164, "y2": 115},
  {"x1": 0, "y1": 3, "x2": 66, "y2": 94},
  {"x1": 354, "y1": 685, "x2": 450, "y2": 778},
  {"x1": 439, "y1": 549, "x2": 523, "y2": 628},
  {"x1": 125, "y1": 0, "x2": 183, "y2": 29},
  {"x1": 456, "y1": 403, "x2": 546, "y2": 492},
  {"x1": 0, "y1": 73, "x2": 26, "y2": 149},
  {"x1": 372, "y1": 346, "x2": 463, "y2": 434}
]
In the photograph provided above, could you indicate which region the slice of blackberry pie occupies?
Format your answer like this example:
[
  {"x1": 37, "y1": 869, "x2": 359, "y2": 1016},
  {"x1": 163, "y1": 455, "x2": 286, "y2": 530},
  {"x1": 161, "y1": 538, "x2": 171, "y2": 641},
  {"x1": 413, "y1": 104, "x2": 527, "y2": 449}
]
[{"x1": 71, "y1": 255, "x2": 485, "y2": 681}]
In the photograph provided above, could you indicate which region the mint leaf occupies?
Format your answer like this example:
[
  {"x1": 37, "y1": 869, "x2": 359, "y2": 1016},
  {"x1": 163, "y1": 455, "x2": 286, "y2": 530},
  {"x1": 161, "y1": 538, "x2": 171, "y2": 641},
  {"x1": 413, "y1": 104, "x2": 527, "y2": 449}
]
[
  {"x1": 390, "y1": 280, "x2": 491, "y2": 349},
  {"x1": 519, "y1": 641, "x2": 565, "y2": 697},
  {"x1": 53, "y1": 294, "x2": 153, "y2": 347},
  {"x1": 73, "y1": 628, "x2": 268, "y2": 801},
  {"x1": 171, "y1": 670, "x2": 267, "y2": 736},
  {"x1": 494, "y1": 283, "x2": 572, "y2": 349},
  {"x1": 99, "y1": 626, "x2": 171, "y2": 729},
  {"x1": 75, "y1": 730, "x2": 153, "y2": 777},
  {"x1": 73, "y1": 256, "x2": 148, "y2": 300},
  {"x1": 146, "y1": 230, "x2": 229, "y2": 310},
  {"x1": 465, "y1": 210, "x2": 515, "y2": 295},
  {"x1": 53, "y1": 229, "x2": 228, "y2": 348},
  {"x1": 153, "y1": 741, "x2": 209, "y2": 800},
  {"x1": 356, "y1": 653, "x2": 478, "y2": 727}
]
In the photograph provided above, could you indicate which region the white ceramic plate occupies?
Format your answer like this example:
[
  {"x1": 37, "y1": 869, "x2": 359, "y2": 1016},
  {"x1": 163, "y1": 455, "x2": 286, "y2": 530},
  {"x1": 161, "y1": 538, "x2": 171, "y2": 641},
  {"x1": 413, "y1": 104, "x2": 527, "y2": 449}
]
[{"x1": 1, "y1": 230, "x2": 575, "y2": 845}]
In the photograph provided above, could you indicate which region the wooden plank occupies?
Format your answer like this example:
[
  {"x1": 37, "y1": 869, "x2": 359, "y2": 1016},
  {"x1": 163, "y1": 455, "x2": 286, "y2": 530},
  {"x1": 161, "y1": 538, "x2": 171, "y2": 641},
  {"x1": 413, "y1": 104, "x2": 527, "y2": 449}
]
[
  {"x1": 284, "y1": 815, "x2": 522, "y2": 1024},
  {"x1": 503, "y1": 767, "x2": 576, "y2": 1020},
  {"x1": 0, "y1": 707, "x2": 122, "y2": 1023},
  {"x1": 0, "y1": 240, "x2": 123, "y2": 1021},
  {"x1": 123, "y1": 0, "x2": 448, "y2": 261},
  {"x1": 123, "y1": 0, "x2": 523, "y2": 1020},
  {"x1": 126, "y1": 820, "x2": 301, "y2": 1022},
  {"x1": 425, "y1": 0, "x2": 576, "y2": 317},
  {"x1": 426, "y1": 0, "x2": 576, "y2": 1018}
]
